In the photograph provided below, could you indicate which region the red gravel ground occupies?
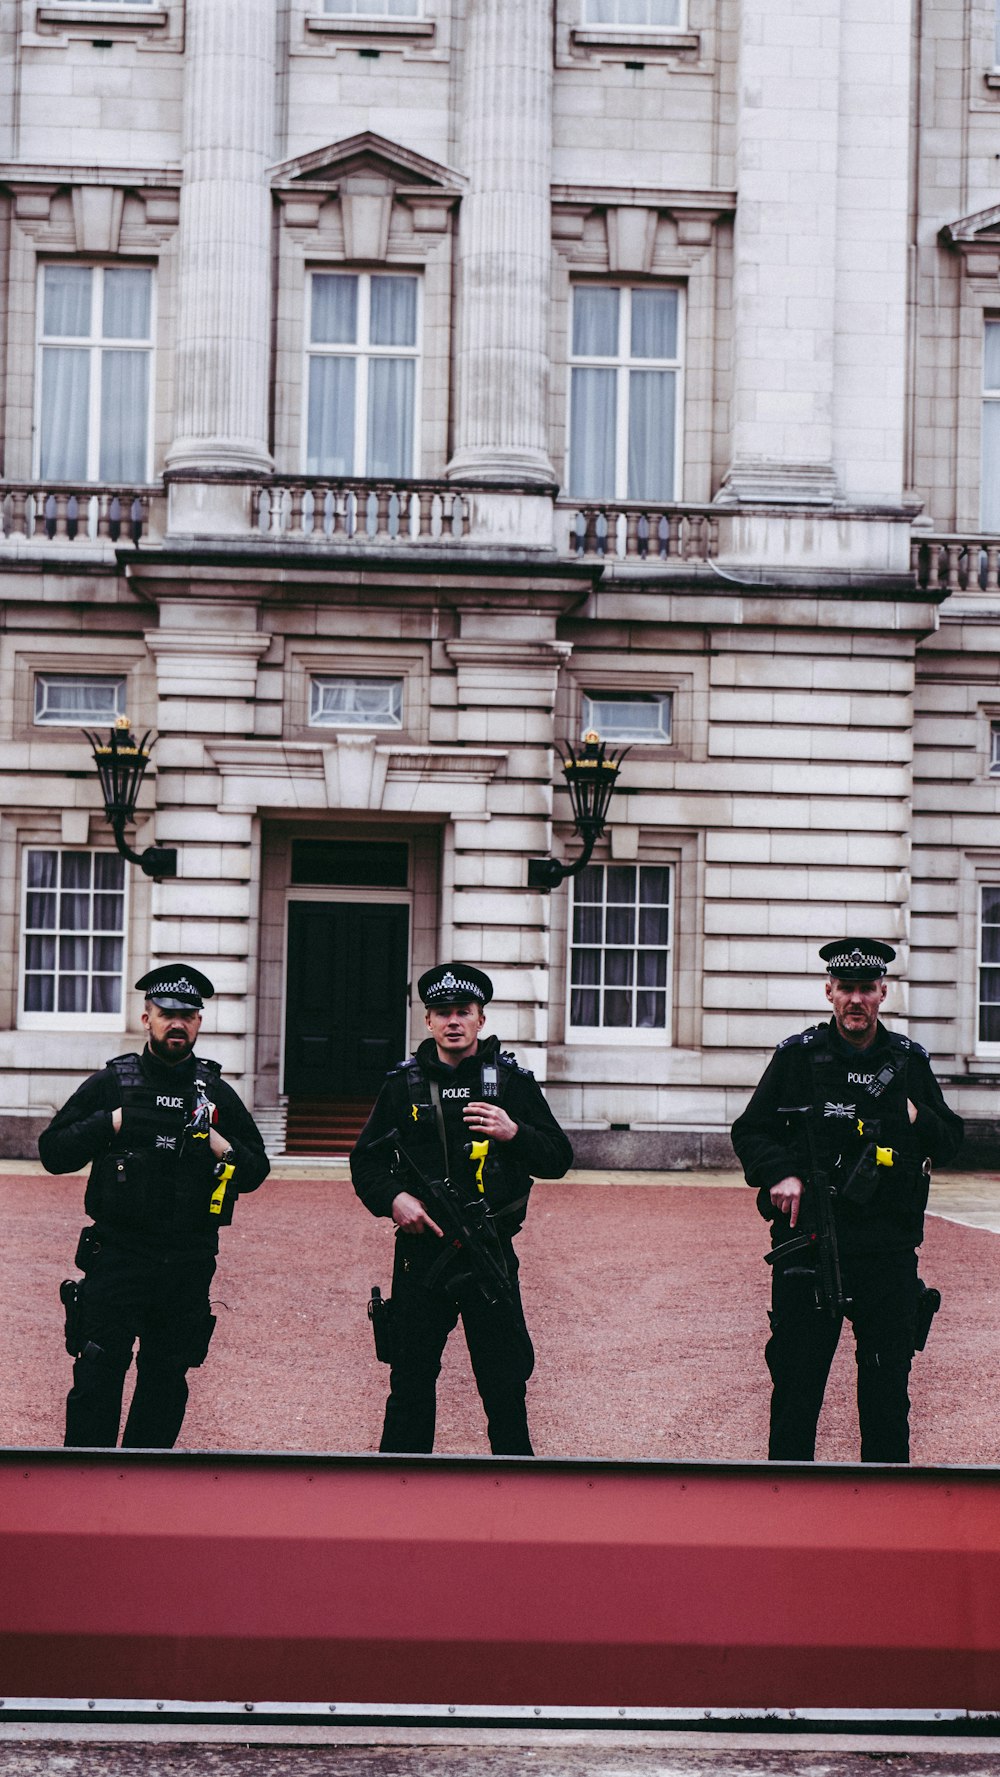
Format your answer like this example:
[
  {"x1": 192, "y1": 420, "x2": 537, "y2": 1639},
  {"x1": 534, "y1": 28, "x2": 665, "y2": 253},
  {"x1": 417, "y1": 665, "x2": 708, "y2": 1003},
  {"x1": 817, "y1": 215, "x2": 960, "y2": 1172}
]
[{"x1": 2, "y1": 1167, "x2": 997, "y2": 1464}]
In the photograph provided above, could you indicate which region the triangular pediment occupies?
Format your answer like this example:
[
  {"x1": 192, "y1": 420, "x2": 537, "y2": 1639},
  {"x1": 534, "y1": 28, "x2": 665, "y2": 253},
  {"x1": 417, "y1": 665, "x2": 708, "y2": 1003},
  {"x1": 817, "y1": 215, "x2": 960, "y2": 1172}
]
[
  {"x1": 270, "y1": 131, "x2": 465, "y2": 194},
  {"x1": 941, "y1": 202, "x2": 1000, "y2": 247}
]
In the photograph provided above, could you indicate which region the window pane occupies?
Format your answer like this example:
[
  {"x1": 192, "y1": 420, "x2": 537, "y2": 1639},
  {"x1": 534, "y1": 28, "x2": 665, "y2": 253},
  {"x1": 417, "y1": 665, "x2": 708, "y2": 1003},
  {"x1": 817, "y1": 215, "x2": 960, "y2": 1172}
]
[
  {"x1": 93, "y1": 895, "x2": 124, "y2": 933},
  {"x1": 25, "y1": 936, "x2": 55, "y2": 972},
  {"x1": 370, "y1": 276, "x2": 417, "y2": 347},
  {"x1": 39, "y1": 348, "x2": 90, "y2": 480},
  {"x1": 26, "y1": 892, "x2": 56, "y2": 928},
  {"x1": 62, "y1": 853, "x2": 92, "y2": 889},
  {"x1": 980, "y1": 966, "x2": 1000, "y2": 1003},
  {"x1": 307, "y1": 355, "x2": 357, "y2": 475},
  {"x1": 92, "y1": 975, "x2": 122, "y2": 1014},
  {"x1": 983, "y1": 922, "x2": 1000, "y2": 965},
  {"x1": 627, "y1": 368, "x2": 676, "y2": 501},
  {"x1": 640, "y1": 865, "x2": 670, "y2": 903},
  {"x1": 607, "y1": 866, "x2": 637, "y2": 902},
  {"x1": 603, "y1": 989, "x2": 632, "y2": 1027},
  {"x1": 103, "y1": 268, "x2": 152, "y2": 340},
  {"x1": 93, "y1": 936, "x2": 123, "y2": 973},
  {"x1": 631, "y1": 288, "x2": 678, "y2": 360},
  {"x1": 35, "y1": 674, "x2": 126, "y2": 724},
  {"x1": 309, "y1": 675, "x2": 403, "y2": 727},
  {"x1": 583, "y1": 693, "x2": 671, "y2": 743},
  {"x1": 571, "y1": 949, "x2": 601, "y2": 986},
  {"x1": 605, "y1": 949, "x2": 634, "y2": 987},
  {"x1": 983, "y1": 401, "x2": 1000, "y2": 530},
  {"x1": 986, "y1": 321, "x2": 1000, "y2": 391},
  {"x1": 569, "y1": 367, "x2": 616, "y2": 497},
  {"x1": 311, "y1": 274, "x2": 358, "y2": 344},
  {"x1": 43, "y1": 265, "x2": 92, "y2": 337},
  {"x1": 24, "y1": 976, "x2": 54, "y2": 1012},
  {"x1": 100, "y1": 350, "x2": 150, "y2": 481},
  {"x1": 27, "y1": 851, "x2": 57, "y2": 890},
  {"x1": 94, "y1": 853, "x2": 125, "y2": 892},
  {"x1": 636, "y1": 991, "x2": 666, "y2": 1028},
  {"x1": 367, "y1": 357, "x2": 415, "y2": 477},
  {"x1": 60, "y1": 893, "x2": 90, "y2": 928},
  {"x1": 639, "y1": 906, "x2": 670, "y2": 945},
  {"x1": 584, "y1": 0, "x2": 680, "y2": 19},
  {"x1": 58, "y1": 976, "x2": 88, "y2": 1013},
  {"x1": 575, "y1": 865, "x2": 603, "y2": 902},
  {"x1": 637, "y1": 949, "x2": 667, "y2": 987},
  {"x1": 573, "y1": 903, "x2": 603, "y2": 945},
  {"x1": 571, "y1": 988, "x2": 600, "y2": 1025},
  {"x1": 572, "y1": 287, "x2": 619, "y2": 358},
  {"x1": 606, "y1": 905, "x2": 635, "y2": 945},
  {"x1": 60, "y1": 935, "x2": 90, "y2": 972}
]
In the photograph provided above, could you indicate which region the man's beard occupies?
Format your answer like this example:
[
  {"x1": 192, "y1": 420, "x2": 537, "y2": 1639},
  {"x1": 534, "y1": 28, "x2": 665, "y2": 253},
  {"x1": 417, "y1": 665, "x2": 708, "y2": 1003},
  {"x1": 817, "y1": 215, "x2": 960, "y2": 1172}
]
[{"x1": 148, "y1": 1031, "x2": 195, "y2": 1064}]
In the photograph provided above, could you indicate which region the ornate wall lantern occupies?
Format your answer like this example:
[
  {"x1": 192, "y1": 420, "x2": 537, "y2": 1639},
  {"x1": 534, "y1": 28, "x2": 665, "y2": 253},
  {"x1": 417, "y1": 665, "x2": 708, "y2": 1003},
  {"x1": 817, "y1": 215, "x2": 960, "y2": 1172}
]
[
  {"x1": 527, "y1": 731, "x2": 629, "y2": 891},
  {"x1": 83, "y1": 717, "x2": 177, "y2": 880}
]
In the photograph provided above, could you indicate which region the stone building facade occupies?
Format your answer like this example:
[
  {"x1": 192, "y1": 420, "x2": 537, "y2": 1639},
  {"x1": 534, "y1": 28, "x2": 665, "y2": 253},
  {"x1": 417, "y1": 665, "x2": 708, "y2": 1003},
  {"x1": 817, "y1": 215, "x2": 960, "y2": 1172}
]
[{"x1": 0, "y1": 0, "x2": 997, "y2": 1162}]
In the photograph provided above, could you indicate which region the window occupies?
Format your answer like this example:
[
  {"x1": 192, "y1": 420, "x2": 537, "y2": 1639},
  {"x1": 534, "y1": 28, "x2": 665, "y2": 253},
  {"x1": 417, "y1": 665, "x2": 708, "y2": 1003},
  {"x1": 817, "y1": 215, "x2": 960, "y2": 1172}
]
[
  {"x1": 980, "y1": 885, "x2": 1000, "y2": 1044},
  {"x1": 568, "y1": 285, "x2": 681, "y2": 501},
  {"x1": 34, "y1": 673, "x2": 127, "y2": 726},
  {"x1": 21, "y1": 849, "x2": 126, "y2": 1023},
  {"x1": 582, "y1": 691, "x2": 672, "y2": 744},
  {"x1": 569, "y1": 863, "x2": 672, "y2": 1036},
  {"x1": 983, "y1": 322, "x2": 1000, "y2": 529},
  {"x1": 583, "y1": 0, "x2": 681, "y2": 24},
  {"x1": 309, "y1": 674, "x2": 403, "y2": 727},
  {"x1": 36, "y1": 264, "x2": 153, "y2": 484},
  {"x1": 323, "y1": 0, "x2": 418, "y2": 11},
  {"x1": 991, "y1": 723, "x2": 1000, "y2": 773},
  {"x1": 306, "y1": 272, "x2": 419, "y2": 478}
]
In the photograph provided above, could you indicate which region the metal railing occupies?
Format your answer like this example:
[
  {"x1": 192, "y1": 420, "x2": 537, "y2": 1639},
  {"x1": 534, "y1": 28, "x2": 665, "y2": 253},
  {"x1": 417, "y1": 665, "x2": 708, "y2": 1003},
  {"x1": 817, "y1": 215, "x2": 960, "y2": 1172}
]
[
  {"x1": 558, "y1": 500, "x2": 720, "y2": 562},
  {"x1": 256, "y1": 478, "x2": 471, "y2": 544},
  {"x1": 0, "y1": 483, "x2": 153, "y2": 546},
  {"x1": 912, "y1": 534, "x2": 1000, "y2": 594}
]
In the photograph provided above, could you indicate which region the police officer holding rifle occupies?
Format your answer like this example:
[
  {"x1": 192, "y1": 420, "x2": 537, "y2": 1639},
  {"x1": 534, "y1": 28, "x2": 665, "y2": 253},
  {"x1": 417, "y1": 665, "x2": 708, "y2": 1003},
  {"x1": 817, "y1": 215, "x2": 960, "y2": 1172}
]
[
  {"x1": 39, "y1": 964, "x2": 269, "y2": 1448},
  {"x1": 351, "y1": 964, "x2": 574, "y2": 1455},
  {"x1": 731, "y1": 939, "x2": 963, "y2": 1463}
]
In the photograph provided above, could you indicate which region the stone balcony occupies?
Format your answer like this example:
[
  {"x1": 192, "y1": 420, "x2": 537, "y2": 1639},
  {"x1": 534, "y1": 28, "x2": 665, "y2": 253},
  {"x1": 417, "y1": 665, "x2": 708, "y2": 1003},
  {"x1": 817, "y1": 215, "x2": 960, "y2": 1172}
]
[
  {"x1": 913, "y1": 533, "x2": 1000, "y2": 596},
  {"x1": 0, "y1": 476, "x2": 930, "y2": 592}
]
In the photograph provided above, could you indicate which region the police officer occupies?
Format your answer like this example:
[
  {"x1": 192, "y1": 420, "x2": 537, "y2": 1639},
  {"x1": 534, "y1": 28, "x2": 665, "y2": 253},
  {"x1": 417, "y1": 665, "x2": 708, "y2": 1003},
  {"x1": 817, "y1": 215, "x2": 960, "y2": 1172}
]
[
  {"x1": 731, "y1": 940, "x2": 963, "y2": 1463},
  {"x1": 39, "y1": 964, "x2": 270, "y2": 1449},
  {"x1": 351, "y1": 964, "x2": 573, "y2": 1456}
]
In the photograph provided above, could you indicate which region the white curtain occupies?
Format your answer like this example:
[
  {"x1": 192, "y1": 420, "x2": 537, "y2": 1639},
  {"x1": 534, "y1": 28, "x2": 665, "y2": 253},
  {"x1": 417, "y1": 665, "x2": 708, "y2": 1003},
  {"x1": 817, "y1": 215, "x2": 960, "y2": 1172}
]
[
  {"x1": 569, "y1": 368, "x2": 616, "y2": 498},
  {"x1": 307, "y1": 357, "x2": 357, "y2": 475},
  {"x1": 631, "y1": 288, "x2": 677, "y2": 360},
  {"x1": 40, "y1": 349, "x2": 90, "y2": 480},
  {"x1": 324, "y1": 0, "x2": 418, "y2": 13},
  {"x1": 312, "y1": 274, "x2": 358, "y2": 345},
  {"x1": 584, "y1": 0, "x2": 680, "y2": 22},
  {"x1": 36, "y1": 675, "x2": 125, "y2": 722},
  {"x1": 367, "y1": 358, "x2": 415, "y2": 477},
  {"x1": 627, "y1": 369, "x2": 676, "y2": 501},
  {"x1": 102, "y1": 267, "x2": 151, "y2": 339},
  {"x1": 982, "y1": 323, "x2": 1000, "y2": 529},
  {"x1": 370, "y1": 276, "x2": 417, "y2": 347},
  {"x1": 573, "y1": 286, "x2": 619, "y2": 357},
  {"x1": 100, "y1": 351, "x2": 150, "y2": 481}
]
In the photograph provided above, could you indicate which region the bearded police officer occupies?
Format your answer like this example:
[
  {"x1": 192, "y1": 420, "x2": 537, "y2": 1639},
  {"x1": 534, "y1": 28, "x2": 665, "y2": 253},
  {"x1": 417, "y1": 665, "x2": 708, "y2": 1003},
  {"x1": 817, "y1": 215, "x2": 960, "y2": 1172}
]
[
  {"x1": 39, "y1": 964, "x2": 269, "y2": 1449},
  {"x1": 731, "y1": 940, "x2": 963, "y2": 1463},
  {"x1": 351, "y1": 964, "x2": 573, "y2": 1456}
]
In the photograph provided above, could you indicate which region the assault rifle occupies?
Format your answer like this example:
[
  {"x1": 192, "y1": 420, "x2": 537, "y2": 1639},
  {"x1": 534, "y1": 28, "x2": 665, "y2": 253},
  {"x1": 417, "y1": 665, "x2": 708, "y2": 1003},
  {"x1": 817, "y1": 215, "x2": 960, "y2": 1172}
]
[
  {"x1": 366, "y1": 1127, "x2": 514, "y2": 1308},
  {"x1": 764, "y1": 1102, "x2": 849, "y2": 1318}
]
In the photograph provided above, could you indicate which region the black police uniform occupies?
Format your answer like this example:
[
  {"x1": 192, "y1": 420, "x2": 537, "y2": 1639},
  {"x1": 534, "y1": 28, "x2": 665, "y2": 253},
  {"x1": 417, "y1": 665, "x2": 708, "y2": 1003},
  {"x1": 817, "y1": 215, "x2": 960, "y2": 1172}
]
[
  {"x1": 351, "y1": 969, "x2": 573, "y2": 1456},
  {"x1": 732, "y1": 965, "x2": 963, "y2": 1463},
  {"x1": 38, "y1": 966, "x2": 269, "y2": 1449}
]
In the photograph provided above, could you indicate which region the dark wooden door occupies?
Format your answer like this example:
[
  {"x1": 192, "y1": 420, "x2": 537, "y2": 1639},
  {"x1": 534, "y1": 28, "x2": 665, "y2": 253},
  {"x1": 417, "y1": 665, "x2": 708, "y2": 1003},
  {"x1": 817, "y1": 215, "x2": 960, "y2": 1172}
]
[{"x1": 284, "y1": 901, "x2": 409, "y2": 1098}]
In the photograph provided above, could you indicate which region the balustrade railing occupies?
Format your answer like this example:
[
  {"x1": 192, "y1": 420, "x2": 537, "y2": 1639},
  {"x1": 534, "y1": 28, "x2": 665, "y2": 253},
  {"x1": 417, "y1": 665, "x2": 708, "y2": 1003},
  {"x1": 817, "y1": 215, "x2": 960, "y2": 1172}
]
[
  {"x1": 257, "y1": 479, "x2": 471, "y2": 544},
  {"x1": 559, "y1": 500, "x2": 720, "y2": 562},
  {"x1": 912, "y1": 534, "x2": 1000, "y2": 595},
  {"x1": 0, "y1": 484, "x2": 152, "y2": 547}
]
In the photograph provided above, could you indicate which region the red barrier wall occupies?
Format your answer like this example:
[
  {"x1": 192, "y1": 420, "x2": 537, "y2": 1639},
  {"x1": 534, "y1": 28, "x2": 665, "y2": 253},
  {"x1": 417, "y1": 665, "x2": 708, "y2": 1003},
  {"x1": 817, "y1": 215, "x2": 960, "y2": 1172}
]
[{"x1": 2, "y1": 1450, "x2": 999, "y2": 1711}]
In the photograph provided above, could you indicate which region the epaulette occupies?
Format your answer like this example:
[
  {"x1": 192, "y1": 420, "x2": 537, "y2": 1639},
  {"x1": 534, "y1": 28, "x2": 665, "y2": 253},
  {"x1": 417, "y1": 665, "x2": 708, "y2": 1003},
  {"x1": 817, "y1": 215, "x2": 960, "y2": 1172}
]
[
  {"x1": 387, "y1": 1055, "x2": 418, "y2": 1077},
  {"x1": 887, "y1": 1031, "x2": 928, "y2": 1059},
  {"x1": 775, "y1": 1025, "x2": 822, "y2": 1052},
  {"x1": 499, "y1": 1049, "x2": 535, "y2": 1079}
]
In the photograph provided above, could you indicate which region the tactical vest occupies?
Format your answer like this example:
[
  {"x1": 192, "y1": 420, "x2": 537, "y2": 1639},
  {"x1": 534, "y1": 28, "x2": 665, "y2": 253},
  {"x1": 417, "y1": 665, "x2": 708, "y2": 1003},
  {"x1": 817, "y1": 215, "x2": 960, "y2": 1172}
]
[
  {"x1": 85, "y1": 1052, "x2": 233, "y2": 1236},
  {"x1": 801, "y1": 1025, "x2": 925, "y2": 1219},
  {"x1": 387, "y1": 1049, "x2": 531, "y2": 1215}
]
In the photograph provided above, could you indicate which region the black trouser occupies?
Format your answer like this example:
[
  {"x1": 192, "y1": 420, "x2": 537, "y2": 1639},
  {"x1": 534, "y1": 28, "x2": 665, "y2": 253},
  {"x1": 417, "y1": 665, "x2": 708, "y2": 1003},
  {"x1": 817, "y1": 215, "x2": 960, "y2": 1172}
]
[
  {"x1": 380, "y1": 1232, "x2": 535, "y2": 1456},
  {"x1": 64, "y1": 1237, "x2": 216, "y2": 1449},
  {"x1": 765, "y1": 1248, "x2": 919, "y2": 1463}
]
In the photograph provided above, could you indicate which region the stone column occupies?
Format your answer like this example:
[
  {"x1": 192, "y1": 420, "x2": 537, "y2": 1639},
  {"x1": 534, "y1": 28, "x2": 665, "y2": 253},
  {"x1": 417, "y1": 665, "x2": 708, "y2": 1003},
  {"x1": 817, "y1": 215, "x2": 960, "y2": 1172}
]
[
  {"x1": 722, "y1": 0, "x2": 841, "y2": 504},
  {"x1": 447, "y1": 0, "x2": 555, "y2": 487},
  {"x1": 166, "y1": 0, "x2": 274, "y2": 524}
]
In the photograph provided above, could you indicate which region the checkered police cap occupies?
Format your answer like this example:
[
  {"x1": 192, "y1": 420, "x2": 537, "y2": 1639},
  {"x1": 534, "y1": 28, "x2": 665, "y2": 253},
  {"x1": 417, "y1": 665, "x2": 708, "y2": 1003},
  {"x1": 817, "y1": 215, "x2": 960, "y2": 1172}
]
[
  {"x1": 418, "y1": 964, "x2": 494, "y2": 1008},
  {"x1": 818, "y1": 940, "x2": 896, "y2": 982},
  {"x1": 135, "y1": 963, "x2": 215, "y2": 1009}
]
